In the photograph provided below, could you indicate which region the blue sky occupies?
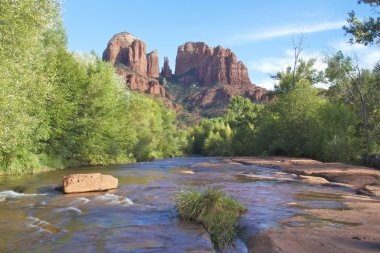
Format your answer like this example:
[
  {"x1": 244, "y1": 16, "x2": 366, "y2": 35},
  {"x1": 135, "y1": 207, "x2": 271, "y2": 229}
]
[{"x1": 62, "y1": 0, "x2": 380, "y2": 90}]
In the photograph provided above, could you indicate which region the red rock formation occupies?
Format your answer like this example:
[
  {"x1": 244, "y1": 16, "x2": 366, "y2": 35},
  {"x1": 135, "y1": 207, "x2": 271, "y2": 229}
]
[
  {"x1": 63, "y1": 173, "x2": 118, "y2": 193},
  {"x1": 174, "y1": 41, "x2": 267, "y2": 116},
  {"x1": 103, "y1": 33, "x2": 267, "y2": 117},
  {"x1": 103, "y1": 32, "x2": 166, "y2": 97},
  {"x1": 160, "y1": 57, "x2": 173, "y2": 78},
  {"x1": 147, "y1": 50, "x2": 159, "y2": 78},
  {"x1": 127, "y1": 73, "x2": 149, "y2": 92},
  {"x1": 103, "y1": 32, "x2": 148, "y2": 76},
  {"x1": 148, "y1": 80, "x2": 165, "y2": 97},
  {"x1": 175, "y1": 42, "x2": 252, "y2": 86}
]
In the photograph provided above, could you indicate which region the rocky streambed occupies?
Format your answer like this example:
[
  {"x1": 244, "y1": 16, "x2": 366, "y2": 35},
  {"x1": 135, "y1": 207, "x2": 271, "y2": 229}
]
[{"x1": 0, "y1": 157, "x2": 379, "y2": 252}]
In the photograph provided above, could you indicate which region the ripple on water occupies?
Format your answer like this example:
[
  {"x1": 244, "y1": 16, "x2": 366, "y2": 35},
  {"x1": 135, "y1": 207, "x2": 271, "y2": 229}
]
[
  {"x1": 0, "y1": 157, "x2": 364, "y2": 252},
  {"x1": 69, "y1": 197, "x2": 90, "y2": 205},
  {"x1": 26, "y1": 216, "x2": 63, "y2": 234},
  {"x1": 0, "y1": 190, "x2": 45, "y2": 199},
  {"x1": 94, "y1": 193, "x2": 134, "y2": 207},
  {"x1": 53, "y1": 207, "x2": 82, "y2": 214}
]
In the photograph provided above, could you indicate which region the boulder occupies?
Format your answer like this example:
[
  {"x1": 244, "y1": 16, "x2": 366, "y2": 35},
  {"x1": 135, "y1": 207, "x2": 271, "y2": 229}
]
[
  {"x1": 63, "y1": 173, "x2": 118, "y2": 194},
  {"x1": 298, "y1": 175, "x2": 330, "y2": 184},
  {"x1": 148, "y1": 80, "x2": 166, "y2": 96}
]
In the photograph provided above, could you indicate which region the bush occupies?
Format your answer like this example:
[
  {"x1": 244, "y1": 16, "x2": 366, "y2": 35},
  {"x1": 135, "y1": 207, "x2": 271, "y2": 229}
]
[{"x1": 175, "y1": 187, "x2": 247, "y2": 249}]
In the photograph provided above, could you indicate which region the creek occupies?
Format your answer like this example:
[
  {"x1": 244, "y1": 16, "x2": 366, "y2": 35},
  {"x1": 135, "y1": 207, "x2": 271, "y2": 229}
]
[{"x1": 0, "y1": 157, "x2": 353, "y2": 252}]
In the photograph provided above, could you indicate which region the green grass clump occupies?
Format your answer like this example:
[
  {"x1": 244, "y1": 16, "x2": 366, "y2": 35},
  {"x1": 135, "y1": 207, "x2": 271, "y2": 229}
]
[{"x1": 175, "y1": 186, "x2": 247, "y2": 249}]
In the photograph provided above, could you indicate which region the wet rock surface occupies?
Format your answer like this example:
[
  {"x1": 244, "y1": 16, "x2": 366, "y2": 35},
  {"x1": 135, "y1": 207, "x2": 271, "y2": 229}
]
[{"x1": 63, "y1": 173, "x2": 118, "y2": 193}]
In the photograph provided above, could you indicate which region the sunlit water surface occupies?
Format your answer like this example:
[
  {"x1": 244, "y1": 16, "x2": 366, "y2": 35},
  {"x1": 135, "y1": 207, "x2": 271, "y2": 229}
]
[{"x1": 0, "y1": 157, "x2": 352, "y2": 252}]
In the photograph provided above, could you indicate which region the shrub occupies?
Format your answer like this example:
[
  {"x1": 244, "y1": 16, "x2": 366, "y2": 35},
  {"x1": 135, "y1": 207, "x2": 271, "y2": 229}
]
[{"x1": 175, "y1": 187, "x2": 247, "y2": 249}]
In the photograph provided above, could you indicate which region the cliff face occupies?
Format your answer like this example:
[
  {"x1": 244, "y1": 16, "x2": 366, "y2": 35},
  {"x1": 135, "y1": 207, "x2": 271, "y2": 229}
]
[
  {"x1": 173, "y1": 41, "x2": 267, "y2": 116},
  {"x1": 146, "y1": 50, "x2": 159, "y2": 78},
  {"x1": 175, "y1": 42, "x2": 251, "y2": 86},
  {"x1": 102, "y1": 32, "x2": 147, "y2": 76},
  {"x1": 103, "y1": 32, "x2": 164, "y2": 96},
  {"x1": 103, "y1": 32, "x2": 268, "y2": 119}
]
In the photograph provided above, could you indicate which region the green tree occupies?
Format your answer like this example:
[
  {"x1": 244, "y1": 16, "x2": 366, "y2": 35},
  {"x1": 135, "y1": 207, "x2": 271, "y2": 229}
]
[
  {"x1": 344, "y1": 0, "x2": 380, "y2": 45},
  {"x1": 225, "y1": 96, "x2": 263, "y2": 155},
  {"x1": 272, "y1": 59, "x2": 323, "y2": 94},
  {"x1": 0, "y1": 0, "x2": 61, "y2": 173},
  {"x1": 325, "y1": 51, "x2": 380, "y2": 159}
]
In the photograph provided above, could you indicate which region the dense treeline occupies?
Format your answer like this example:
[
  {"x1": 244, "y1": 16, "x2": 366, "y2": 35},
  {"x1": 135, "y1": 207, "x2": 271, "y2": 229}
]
[
  {"x1": 1, "y1": 0, "x2": 379, "y2": 174},
  {"x1": 0, "y1": 0, "x2": 184, "y2": 174},
  {"x1": 187, "y1": 0, "x2": 380, "y2": 165},
  {"x1": 187, "y1": 56, "x2": 379, "y2": 164}
]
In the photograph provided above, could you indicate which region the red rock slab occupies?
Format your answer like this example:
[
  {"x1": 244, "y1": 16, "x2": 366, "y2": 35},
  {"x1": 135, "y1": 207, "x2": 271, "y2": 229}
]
[{"x1": 63, "y1": 173, "x2": 118, "y2": 194}]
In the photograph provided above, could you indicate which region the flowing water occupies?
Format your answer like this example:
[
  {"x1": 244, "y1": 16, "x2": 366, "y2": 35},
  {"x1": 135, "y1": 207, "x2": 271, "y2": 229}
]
[{"x1": 0, "y1": 157, "x2": 354, "y2": 252}]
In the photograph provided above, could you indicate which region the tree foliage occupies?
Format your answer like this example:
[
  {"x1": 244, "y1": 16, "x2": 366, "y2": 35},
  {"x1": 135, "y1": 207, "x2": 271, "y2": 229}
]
[
  {"x1": 187, "y1": 55, "x2": 365, "y2": 163},
  {"x1": 0, "y1": 1, "x2": 184, "y2": 174},
  {"x1": 325, "y1": 51, "x2": 380, "y2": 158},
  {"x1": 343, "y1": 0, "x2": 380, "y2": 45}
]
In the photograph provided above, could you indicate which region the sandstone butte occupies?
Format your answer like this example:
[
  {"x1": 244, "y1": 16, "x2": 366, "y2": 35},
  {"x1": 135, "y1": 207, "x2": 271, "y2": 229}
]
[
  {"x1": 103, "y1": 32, "x2": 267, "y2": 116},
  {"x1": 175, "y1": 42, "x2": 267, "y2": 112},
  {"x1": 175, "y1": 41, "x2": 251, "y2": 86},
  {"x1": 63, "y1": 173, "x2": 118, "y2": 194},
  {"x1": 102, "y1": 32, "x2": 165, "y2": 97}
]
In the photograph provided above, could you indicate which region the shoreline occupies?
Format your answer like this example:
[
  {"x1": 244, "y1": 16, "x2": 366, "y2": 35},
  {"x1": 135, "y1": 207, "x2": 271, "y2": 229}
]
[
  {"x1": 226, "y1": 156, "x2": 380, "y2": 192},
  {"x1": 224, "y1": 156, "x2": 380, "y2": 253}
]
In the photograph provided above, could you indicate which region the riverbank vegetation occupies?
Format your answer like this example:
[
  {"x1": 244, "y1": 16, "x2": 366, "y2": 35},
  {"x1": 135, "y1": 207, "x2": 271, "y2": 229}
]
[
  {"x1": 186, "y1": 1, "x2": 379, "y2": 166},
  {"x1": 1, "y1": 0, "x2": 378, "y2": 175},
  {"x1": 186, "y1": 56, "x2": 379, "y2": 164},
  {"x1": 0, "y1": 0, "x2": 184, "y2": 174},
  {"x1": 175, "y1": 187, "x2": 247, "y2": 248}
]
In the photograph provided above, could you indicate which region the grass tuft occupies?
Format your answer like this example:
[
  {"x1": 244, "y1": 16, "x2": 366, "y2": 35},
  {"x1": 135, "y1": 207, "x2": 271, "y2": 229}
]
[{"x1": 175, "y1": 186, "x2": 247, "y2": 249}]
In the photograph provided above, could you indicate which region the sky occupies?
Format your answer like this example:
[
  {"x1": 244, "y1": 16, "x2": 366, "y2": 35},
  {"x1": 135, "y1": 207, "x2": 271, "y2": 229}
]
[{"x1": 62, "y1": 0, "x2": 380, "y2": 90}]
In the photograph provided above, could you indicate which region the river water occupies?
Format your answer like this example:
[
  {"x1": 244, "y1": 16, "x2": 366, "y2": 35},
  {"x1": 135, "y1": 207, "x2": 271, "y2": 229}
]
[{"x1": 0, "y1": 157, "x2": 352, "y2": 252}]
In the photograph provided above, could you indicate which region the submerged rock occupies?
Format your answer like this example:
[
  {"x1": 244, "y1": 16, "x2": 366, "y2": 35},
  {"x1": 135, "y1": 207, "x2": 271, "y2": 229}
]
[
  {"x1": 63, "y1": 173, "x2": 118, "y2": 194},
  {"x1": 298, "y1": 175, "x2": 330, "y2": 184}
]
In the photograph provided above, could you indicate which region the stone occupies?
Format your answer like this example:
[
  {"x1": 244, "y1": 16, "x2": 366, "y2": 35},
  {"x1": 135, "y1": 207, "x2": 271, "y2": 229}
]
[
  {"x1": 175, "y1": 42, "x2": 252, "y2": 86},
  {"x1": 299, "y1": 175, "x2": 330, "y2": 184},
  {"x1": 103, "y1": 32, "x2": 166, "y2": 97},
  {"x1": 174, "y1": 41, "x2": 267, "y2": 116},
  {"x1": 147, "y1": 50, "x2": 159, "y2": 78},
  {"x1": 63, "y1": 173, "x2": 118, "y2": 194},
  {"x1": 186, "y1": 84, "x2": 267, "y2": 116},
  {"x1": 178, "y1": 170, "x2": 195, "y2": 174},
  {"x1": 358, "y1": 185, "x2": 380, "y2": 197},
  {"x1": 103, "y1": 32, "x2": 147, "y2": 76},
  {"x1": 160, "y1": 56, "x2": 173, "y2": 78},
  {"x1": 148, "y1": 80, "x2": 165, "y2": 97},
  {"x1": 103, "y1": 33, "x2": 268, "y2": 114}
]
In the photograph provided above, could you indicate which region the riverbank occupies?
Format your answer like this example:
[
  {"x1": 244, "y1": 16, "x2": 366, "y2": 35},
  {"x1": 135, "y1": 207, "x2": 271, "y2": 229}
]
[
  {"x1": 227, "y1": 156, "x2": 380, "y2": 193},
  {"x1": 225, "y1": 156, "x2": 380, "y2": 253}
]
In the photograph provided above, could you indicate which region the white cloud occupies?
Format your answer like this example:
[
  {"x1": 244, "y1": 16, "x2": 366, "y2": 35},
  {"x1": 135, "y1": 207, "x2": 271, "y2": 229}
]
[
  {"x1": 249, "y1": 40, "x2": 380, "y2": 90},
  {"x1": 249, "y1": 49, "x2": 327, "y2": 90},
  {"x1": 226, "y1": 21, "x2": 345, "y2": 44},
  {"x1": 252, "y1": 78, "x2": 278, "y2": 90},
  {"x1": 249, "y1": 49, "x2": 325, "y2": 74},
  {"x1": 328, "y1": 40, "x2": 380, "y2": 68}
]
